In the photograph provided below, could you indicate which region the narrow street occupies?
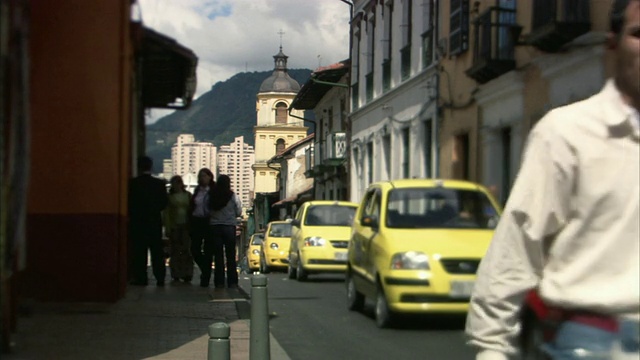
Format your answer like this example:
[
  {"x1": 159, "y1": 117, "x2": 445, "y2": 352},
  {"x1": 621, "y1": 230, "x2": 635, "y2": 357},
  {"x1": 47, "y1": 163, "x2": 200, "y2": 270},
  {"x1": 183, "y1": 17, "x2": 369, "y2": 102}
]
[{"x1": 239, "y1": 272, "x2": 476, "y2": 360}]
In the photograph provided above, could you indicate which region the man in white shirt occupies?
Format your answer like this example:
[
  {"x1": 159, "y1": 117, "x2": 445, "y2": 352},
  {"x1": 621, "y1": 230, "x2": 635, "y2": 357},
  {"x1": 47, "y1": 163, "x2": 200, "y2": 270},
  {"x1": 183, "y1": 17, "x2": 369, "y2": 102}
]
[{"x1": 465, "y1": 1, "x2": 640, "y2": 359}]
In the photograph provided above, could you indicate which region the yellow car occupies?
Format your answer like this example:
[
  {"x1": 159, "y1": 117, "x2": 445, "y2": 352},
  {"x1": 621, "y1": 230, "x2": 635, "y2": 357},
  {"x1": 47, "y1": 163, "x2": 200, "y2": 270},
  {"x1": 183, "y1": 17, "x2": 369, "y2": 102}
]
[
  {"x1": 346, "y1": 179, "x2": 502, "y2": 328},
  {"x1": 260, "y1": 220, "x2": 293, "y2": 273},
  {"x1": 247, "y1": 233, "x2": 264, "y2": 271},
  {"x1": 288, "y1": 200, "x2": 359, "y2": 281}
]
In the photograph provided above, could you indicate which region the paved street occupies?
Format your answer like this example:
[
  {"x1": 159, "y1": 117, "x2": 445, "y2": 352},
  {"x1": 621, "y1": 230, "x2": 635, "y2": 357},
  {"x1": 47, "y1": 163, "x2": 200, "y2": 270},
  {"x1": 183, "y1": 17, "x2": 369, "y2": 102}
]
[{"x1": 239, "y1": 272, "x2": 476, "y2": 360}]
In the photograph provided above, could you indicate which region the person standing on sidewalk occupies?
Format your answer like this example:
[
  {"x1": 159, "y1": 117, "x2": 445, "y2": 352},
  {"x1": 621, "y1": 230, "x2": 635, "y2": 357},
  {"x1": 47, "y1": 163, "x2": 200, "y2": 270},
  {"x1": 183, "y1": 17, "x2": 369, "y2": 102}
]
[
  {"x1": 164, "y1": 175, "x2": 194, "y2": 283},
  {"x1": 190, "y1": 168, "x2": 215, "y2": 287},
  {"x1": 209, "y1": 174, "x2": 242, "y2": 289},
  {"x1": 128, "y1": 156, "x2": 169, "y2": 286},
  {"x1": 466, "y1": 0, "x2": 640, "y2": 359}
]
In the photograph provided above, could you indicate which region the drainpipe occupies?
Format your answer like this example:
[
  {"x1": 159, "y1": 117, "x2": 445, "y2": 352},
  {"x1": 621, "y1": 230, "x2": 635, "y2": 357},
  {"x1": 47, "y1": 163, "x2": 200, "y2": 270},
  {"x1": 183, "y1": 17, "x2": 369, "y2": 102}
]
[
  {"x1": 341, "y1": 0, "x2": 354, "y2": 201},
  {"x1": 433, "y1": 0, "x2": 440, "y2": 178}
]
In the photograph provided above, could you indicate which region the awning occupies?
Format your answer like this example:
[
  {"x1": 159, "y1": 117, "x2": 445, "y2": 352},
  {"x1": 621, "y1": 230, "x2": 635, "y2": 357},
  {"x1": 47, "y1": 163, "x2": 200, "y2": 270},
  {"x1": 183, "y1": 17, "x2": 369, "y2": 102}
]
[
  {"x1": 136, "y1": 25, "x2": 198, "y2": 109},
  {"x1": 271, "y1": 184, "x2": 314, "y2": 208},
  {"x1": 271, "y1": 194, "x2": 298, "y2": 207},
  {"x1": 290, "y1": 60, "x2": 349, "y2": 110}
]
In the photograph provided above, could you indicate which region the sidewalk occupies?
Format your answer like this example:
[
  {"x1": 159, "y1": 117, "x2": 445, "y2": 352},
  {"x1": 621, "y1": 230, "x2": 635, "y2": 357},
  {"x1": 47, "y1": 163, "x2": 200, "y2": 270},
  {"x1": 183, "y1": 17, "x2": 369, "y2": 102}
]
[{"x1": 3, "y1": 271, "x2": 290, "y2": 360}]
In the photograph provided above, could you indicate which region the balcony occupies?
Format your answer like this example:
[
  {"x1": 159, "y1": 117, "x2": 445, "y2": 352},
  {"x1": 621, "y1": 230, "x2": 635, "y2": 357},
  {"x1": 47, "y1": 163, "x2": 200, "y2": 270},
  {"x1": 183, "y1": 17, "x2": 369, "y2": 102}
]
[
  {"x1": 466, "y1": 7, "x2": 521, "y2": 84},
  {"x1": 324, "y1": 132, "x2": 347, "y2": 163},
  {"x1": 527, "y1": 0, "x2": 590, "y2": 52}
]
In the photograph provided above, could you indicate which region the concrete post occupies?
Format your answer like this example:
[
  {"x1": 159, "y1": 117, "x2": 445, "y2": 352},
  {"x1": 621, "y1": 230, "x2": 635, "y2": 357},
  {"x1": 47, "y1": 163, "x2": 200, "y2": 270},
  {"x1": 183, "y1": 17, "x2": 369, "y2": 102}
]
[
  {"x1": 208, "y1": 322, "x2": 230, "y2": 360},
  {"x1": 250, "y1": 274, "x2": 270, "y2": 360}
]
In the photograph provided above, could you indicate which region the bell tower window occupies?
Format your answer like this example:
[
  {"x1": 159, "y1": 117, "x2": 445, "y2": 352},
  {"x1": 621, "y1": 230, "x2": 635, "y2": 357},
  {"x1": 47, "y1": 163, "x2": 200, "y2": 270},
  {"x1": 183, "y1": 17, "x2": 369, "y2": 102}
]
[
  {"x1": 275, "y1": 102, "x2": 288, "y2": 124},
  {"x1": 276, "y1": 139, "x2": 286, "y2": 154}
]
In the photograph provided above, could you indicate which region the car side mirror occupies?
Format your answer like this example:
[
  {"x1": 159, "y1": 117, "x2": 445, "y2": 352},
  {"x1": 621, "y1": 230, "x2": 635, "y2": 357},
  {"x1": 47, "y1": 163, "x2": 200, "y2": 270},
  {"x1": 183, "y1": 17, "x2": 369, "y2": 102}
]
[
  {"x1": 291, "y1": 219, "x2": 300, "y2": 227},
  {"x1": 361, "y1": 215, "x2": 379, "y2": 230}
]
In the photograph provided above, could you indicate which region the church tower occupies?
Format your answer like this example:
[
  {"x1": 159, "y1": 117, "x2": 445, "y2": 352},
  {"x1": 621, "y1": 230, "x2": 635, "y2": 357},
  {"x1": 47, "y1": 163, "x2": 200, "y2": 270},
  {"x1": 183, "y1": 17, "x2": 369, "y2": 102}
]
[{"x1": 252, "y1": 47, "x2": 308, "y2": 193}]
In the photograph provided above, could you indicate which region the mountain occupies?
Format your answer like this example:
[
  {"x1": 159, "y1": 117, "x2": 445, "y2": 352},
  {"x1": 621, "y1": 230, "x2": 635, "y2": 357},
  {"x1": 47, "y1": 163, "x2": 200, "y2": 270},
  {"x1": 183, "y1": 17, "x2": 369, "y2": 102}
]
[{"x1": 146, "y1": 68, "x2": 314, "y2": 173}]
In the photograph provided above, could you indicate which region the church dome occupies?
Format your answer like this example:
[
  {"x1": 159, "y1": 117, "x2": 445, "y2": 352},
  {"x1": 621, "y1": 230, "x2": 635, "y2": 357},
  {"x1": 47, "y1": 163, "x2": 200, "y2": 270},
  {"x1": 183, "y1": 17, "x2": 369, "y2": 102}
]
[{"x1": 259, "y1": 47, "x2": 300, "y2": 93}]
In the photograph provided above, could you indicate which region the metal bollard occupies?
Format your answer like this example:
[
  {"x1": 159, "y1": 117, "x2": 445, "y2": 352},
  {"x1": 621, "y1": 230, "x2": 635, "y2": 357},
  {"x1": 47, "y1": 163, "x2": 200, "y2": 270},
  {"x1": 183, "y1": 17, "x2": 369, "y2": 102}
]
[
  {"x1": 250, "y1": 274, "x2": 270, "y2": 360},
  {"x1": 208, "y1": 322, "x2": 230, "y2": 360}
]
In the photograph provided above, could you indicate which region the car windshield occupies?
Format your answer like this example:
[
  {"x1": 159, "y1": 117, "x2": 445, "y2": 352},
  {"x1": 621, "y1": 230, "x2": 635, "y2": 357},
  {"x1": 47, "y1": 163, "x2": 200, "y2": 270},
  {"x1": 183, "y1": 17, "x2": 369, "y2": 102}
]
[
  {"x1": 304, "y1": 205, "x2": 357, "y2": 226},
  {"x1": 268, "y1": 223, "x2": 292, "y2": 237},
  {"x1": 251, "y1": 234, "x2": 264, "y2": 245},
  {"x1": 386, "y1": 188, "x2": 499, "y2": 229}
]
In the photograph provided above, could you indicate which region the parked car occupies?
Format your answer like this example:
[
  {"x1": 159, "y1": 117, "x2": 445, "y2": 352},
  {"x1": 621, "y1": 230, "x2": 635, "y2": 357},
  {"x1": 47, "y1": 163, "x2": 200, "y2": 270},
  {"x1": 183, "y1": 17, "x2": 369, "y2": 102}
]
[
  {"x1": 247, "y1": 233, "x2": 264, "y2": 272},
  {"x1": 346, "y1": 178, "x2": 501, "y2": 328},
  {"x1": 260, "y1": 220, "x2": 293, "y2": 273},
  {"x1": 288, "y1": 200, "x2": 359, "y2": 281}
]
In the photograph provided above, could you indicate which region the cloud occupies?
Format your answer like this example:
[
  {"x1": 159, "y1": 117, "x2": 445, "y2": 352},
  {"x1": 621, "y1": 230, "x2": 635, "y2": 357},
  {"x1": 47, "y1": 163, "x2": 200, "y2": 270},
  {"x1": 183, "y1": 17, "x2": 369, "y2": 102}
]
[{"x1": 138, "y1": 0, "x2": 351, "y2": 124}]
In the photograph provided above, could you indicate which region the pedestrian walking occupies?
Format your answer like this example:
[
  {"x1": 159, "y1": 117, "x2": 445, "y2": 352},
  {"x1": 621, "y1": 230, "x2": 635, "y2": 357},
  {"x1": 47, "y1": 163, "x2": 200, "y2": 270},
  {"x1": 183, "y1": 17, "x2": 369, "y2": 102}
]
[
  {"x1": 128, "y1": 156, "x2": 169, "y2": 286},
  {"x1": 465, "y1": 1, "x2": 640, "y2": 359},
  {"x1": 209, "y1": 174, "x2": 242, "y2": 289},
  {"x1": 164, "y1": 175, "x2": 194, "y2": 283},
  {"x1": 190, "y1": 168, "x2": 216, "y2": 287}
]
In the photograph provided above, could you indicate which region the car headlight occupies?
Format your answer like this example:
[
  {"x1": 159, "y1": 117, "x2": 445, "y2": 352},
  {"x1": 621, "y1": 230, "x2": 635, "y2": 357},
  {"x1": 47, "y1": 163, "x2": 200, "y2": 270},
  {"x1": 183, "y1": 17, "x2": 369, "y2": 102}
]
[
  {"x1": 270, "y1": 243, "x2": 279, "y2": 250},
  {"x1": 304, "y1": 237, "x2": 326, "y2": 247},
  {"x1": 390, "y1": 251, "x2": 430, "y2": 270},
  {"x1": 252, "y1": 249, "x2": 260, "y2": 255}
]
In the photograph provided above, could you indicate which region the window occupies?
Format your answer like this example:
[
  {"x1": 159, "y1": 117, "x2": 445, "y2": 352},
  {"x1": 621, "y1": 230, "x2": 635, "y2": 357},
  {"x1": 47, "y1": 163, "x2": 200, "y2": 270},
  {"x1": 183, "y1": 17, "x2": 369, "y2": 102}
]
[
  {"x1": 450, "y1": 0, "x2": 470, "y2": 55},
  {"x1": 453, "y1": 133, "x2": 470, "y2": 180},
  {"x1": 402, "y1": 127, "x2": 410, "y2": 178},
  {"x1": 421, "y1": 0, "x2": 435, "y2": 68},
  {"x1": 401, "y1": 0, "x2": 412, "y2": 80},
  {"x1": 382, "y1": 1, "x2": 393, "y2": 91},
  {"x1": 276, "y1": 139, "x2": 285, "y2": 154},
  {"x1": 304, "y1": 205, "x2": 356, "y2": 226},
  {"x1": 275, "y1": 102, "x2": 287, "y2": 124},
  {"x1": 366, "y1": 12, "x2": 375, "y2": 102},
  {"x1": 362, "y1": 189, "x2": 381, "y2": 220},
  {"x1": 424, "y1": 119, "x2": 433, "y2": 177},
  {"x1": 367, "y1": 141, "x2": 374, "y2": 185},
  {"x1": 352, "y1": 21, "x2": 362, "y2": 110},
  {"x1": 386, "y1": 188, "x2": 499, "y2": 229}
]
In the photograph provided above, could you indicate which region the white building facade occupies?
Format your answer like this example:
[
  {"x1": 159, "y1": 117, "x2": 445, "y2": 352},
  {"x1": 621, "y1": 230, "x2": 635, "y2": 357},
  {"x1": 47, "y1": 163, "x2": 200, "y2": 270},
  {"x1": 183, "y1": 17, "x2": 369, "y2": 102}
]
[
  {"x1": 171, "y1": 134, "x2": 218, "y2": 177},
  {"x1": 217, "y1": 136, "x2": 255, "y2": 209},
  {"x1": 348, "y1": 0, "x2": 439, "y2": 203}
]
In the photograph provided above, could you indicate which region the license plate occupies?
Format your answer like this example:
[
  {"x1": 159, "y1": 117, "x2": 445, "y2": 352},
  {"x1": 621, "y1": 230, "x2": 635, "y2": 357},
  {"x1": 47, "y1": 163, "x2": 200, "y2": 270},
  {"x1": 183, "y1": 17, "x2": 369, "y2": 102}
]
[
  {"x1": 335, "y1": 252, "x2": 348, "y2": 261},
  {"x1": 450, "y1": 280, "x2": 475, "y2": 298}
]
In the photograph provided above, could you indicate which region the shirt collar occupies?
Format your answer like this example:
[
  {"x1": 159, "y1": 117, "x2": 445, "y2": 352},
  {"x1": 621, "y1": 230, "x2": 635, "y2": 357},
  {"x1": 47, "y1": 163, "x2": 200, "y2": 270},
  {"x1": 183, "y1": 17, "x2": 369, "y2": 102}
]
[{"x1": 598, "y1": 79, "x2": 640, "y2": 138}]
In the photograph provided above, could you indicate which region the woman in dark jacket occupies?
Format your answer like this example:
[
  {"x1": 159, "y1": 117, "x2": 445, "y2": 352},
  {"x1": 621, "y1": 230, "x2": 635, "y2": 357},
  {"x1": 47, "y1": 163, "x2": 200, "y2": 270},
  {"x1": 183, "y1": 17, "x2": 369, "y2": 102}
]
[
  {"x1": 190, "y1": 168, "x2": 215, "y2": 287},
  {"x1": 209, "y1": 174, "x2": 242, "y2": 288}
]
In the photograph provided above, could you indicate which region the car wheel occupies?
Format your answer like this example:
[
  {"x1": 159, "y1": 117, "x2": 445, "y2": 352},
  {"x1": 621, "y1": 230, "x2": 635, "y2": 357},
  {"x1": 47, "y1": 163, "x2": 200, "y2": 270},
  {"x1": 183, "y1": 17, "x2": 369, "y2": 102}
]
[
  {"x1": 296, "y1": 253, "x2": 308, "y2": 281},
  {"x1": 346, "y1": 272, "x2": 364, "y2": 311},
  {"x1": 260, "y1": 255, "x2": 270, "y2": 274},
  {"x1": 287, "y1": 258, "x2": 297, "y2": 279},
  {"x1": 375, "y1": 283, "x2": 393, "y2": 328}
]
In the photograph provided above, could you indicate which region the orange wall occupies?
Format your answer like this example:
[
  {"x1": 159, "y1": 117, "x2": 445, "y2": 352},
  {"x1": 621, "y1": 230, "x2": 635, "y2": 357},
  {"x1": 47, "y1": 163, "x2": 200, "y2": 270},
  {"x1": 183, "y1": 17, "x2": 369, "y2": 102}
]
[
  {"x1": 28, "y1": 0, "x2": 131, "y2": 215},
  {"x1": 25, "y1": 0, "x2": 133, "y2": 302}
]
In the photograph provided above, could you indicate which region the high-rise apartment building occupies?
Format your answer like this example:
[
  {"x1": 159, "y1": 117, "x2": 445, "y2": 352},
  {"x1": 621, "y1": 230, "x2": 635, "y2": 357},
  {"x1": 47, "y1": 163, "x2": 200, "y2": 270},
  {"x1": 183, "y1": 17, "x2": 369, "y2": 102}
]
[
  {"x1": 217, "y1": 136, "x2": 255, "y2": 209},
  {"x1": 171, "y1": 134, "x2": 217, "y2": 177},
  {"x1": 161, "y1": 159, "x2": 173, "y2": 180}
]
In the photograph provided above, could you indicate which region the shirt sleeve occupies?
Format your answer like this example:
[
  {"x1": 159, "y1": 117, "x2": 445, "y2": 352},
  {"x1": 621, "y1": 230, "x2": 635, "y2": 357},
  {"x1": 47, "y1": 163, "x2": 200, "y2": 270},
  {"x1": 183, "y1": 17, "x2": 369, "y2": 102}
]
[
  {"x1": 234, "y1": 194, "x2": 242, "y2": 218},
  {"x1": 465, "y1": 116, "x2": 575, "y2": 356}
]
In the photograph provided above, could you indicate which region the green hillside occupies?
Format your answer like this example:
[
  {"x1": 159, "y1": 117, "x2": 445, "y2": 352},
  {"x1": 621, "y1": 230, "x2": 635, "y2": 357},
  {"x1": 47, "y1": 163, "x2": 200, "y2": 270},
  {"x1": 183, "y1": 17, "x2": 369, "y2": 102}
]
[{"x1": 146, "y1": 68, "x2": 314, "y2": 172}]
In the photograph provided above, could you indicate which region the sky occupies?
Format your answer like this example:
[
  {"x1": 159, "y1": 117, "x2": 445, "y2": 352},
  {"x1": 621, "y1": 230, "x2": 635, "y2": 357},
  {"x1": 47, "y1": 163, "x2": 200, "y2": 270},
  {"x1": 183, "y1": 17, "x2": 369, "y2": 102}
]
[{"x1": 136, "y1": 0, "x2": 352, "y2": 124}]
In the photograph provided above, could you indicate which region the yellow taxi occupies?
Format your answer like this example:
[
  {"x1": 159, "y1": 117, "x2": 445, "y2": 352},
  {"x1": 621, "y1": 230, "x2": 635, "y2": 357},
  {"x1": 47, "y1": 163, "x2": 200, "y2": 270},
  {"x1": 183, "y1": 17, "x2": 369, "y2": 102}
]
[
  {"x1": 346, "y1": 179, "x2": 501, "y2": 328},
  {"x1": 247, "y1": 233, "x2": 264, "y2": 272},
  {"x1": 288, "y1": 200, "x2": 359, "y2": 281},
  {"x1": 260, "y1": 220, "x2": 293, "y2": 273}
]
